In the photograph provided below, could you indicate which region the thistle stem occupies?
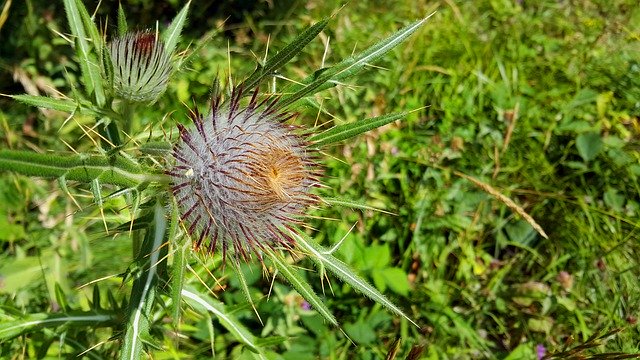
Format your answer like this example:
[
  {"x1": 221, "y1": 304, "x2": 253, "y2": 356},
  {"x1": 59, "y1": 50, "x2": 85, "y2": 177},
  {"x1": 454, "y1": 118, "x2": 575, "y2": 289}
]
[{"x1": 0, "y1": 149, "x2": 170, "y2": 187}]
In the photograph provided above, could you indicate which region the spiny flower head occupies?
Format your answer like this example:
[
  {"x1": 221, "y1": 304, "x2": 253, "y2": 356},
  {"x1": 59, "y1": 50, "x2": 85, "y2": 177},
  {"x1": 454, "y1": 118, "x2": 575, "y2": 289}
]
[
  {"x1": 168, "y1": 87, "x2": 322, "y2": 262},
  {"x1": 108, "y1": 31, "x2": 172, "y2": 103}
]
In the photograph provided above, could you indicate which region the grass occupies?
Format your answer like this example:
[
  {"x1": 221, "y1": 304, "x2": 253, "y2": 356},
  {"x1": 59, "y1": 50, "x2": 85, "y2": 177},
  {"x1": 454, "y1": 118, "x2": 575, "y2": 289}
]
[{"x1": 0, "y1": 0, "x2": 639, "y2": 359}]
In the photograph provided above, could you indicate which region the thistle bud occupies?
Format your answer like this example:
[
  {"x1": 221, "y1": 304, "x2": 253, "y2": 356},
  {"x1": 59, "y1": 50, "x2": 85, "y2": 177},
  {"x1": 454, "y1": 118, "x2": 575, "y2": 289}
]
[
  {"x1": 168, "y1": 87, "x2": 321, "y2": 262},
  {"x1": 108, "y1": 31, "x2": 172, "y2": 103}
]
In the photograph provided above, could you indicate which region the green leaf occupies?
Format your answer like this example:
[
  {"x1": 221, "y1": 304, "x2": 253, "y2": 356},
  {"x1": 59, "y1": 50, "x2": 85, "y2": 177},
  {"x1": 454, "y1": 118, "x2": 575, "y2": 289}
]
[
  {"x1": 378, "y1": 268, "x2": 410, "y2": 296},
  {"x1": 239, "y1": 18, "x2": 330, "y2": 91},
  {"x1": 279, "y1": 14, "x2": 434, "y2": 108},
  {"x1": 138, "y1": 141, "x2": 173, "y2": 156},
  {"x1": 576, "y1": 131, "x2": 602, "y2": 162},
  {"x1": 230, "y1": 261, "x2": 262, "y2": 324},
  {"x1": 63, "y1": 0, "x2": 106, "y2": 106},
  {"x1": 267, "y1": 250, "x2": 338, "y2": 327},
  {"x1": 10, "y1": 94, "x2": 78, "y2": 113},
  {"x1": 163, "y1": 1, "x2": 190, "y2": 57},
  {"x1": 169, "y1": 204, "x2": 186, "y2": 327},
  {"x1": 117, "y1": 3, "x2": 128, "y2": 36},
  {"x1": 181, "y1": 288, "x2": 265, "y2": 354},
  {"x1": 309, "y1": 112, "x2": 407, "y2": 146},
  {"x1": 0, "y1": 312, "x2": 115, "y2": 340},
  {"x1": 293, "y1": 231, "x2": 418, "y2": 327},
  {"x1": 0, "y1": 257, "x2": 41, "y2": 293},
  {"x1": 120, "y1": 201, "x2": 167, "y2": 360},
  {"x1": 323, "y1": 197, "x2": 395, "y2": 215},
  {"x1": 344, "y1": 320, "x2": 376, "y2": 345},
  {"x1": 74, "y1": 0, "x2": 102, "y2": 58}
]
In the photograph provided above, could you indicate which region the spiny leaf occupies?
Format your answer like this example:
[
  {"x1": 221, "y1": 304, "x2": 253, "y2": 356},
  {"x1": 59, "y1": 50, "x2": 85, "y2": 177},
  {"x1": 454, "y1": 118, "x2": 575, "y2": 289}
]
[
  {"x1": 323, "y1": 197, "x2": 395, "y2": 215},
  {"x1": 181, "y1": 288, "x2": 265, "y2": 354},
  {"x1": 9, "y1": 94, "x2": 78, "y2": 113},
  {"x1": 267, "y1": 250, "x2": 338, "y2": 326},
  {"x1": 278, "y1": 14, "x2": 434, "y2": 108},
  {"x1": 163, "y1": 1, "x2": 190, "y2": 57},
  {"x1": 169, "y1": 203, "x2": 187, "y2": 327},
  {"x1": 230, "y1": 261, "x2": 262, "y2": 325},
  {"x1": 120, "y1": 201, "x2": 167, "y2": 360},
  {"x1": 240, "y1": 18, "x2": 330, "y2": 91},
  {"x1": 293, "y1": 231, "x2": 418, "y2": 328},
  {"x1": 0, "y1": 312, "x2": 115, "y2": 340},
  {"x1": 309, "y1": 112, "x2": 406, "y2": 146},
  {"x1": 117, "y1": 3, "x2": 128, "y2": 36},
  {"x1": 63, "y1": 0, "x2": 105, "y2": 106}
]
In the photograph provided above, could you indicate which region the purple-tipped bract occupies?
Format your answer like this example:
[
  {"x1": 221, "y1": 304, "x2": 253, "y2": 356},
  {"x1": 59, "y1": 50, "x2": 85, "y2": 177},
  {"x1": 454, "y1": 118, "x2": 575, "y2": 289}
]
[{"x1": 169, "y1": 88, "x2": 321, "y2": 262}]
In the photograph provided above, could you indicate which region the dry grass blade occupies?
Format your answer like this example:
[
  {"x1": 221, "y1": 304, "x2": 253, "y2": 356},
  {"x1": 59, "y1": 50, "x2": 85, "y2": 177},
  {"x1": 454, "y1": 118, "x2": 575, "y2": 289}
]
[{"x1": 454, "y1": 170, "x2": 548, "y2": 239}]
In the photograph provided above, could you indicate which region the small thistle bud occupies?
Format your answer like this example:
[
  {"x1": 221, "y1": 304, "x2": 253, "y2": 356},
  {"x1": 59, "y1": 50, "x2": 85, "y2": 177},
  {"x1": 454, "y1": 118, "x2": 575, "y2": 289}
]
[
  {"x1": 168, "y1": 87, "x2": 321, "y2": 262},
  {"x1": 109, "y1": 31, "x2": 172, "y2": 103}
]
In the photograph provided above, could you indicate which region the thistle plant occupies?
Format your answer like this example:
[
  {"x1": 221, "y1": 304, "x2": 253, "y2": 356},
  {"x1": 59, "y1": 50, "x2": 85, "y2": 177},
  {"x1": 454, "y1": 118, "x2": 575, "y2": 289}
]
[{"x1": 0, "y1": 1, "x2": 432, "y2": 358}]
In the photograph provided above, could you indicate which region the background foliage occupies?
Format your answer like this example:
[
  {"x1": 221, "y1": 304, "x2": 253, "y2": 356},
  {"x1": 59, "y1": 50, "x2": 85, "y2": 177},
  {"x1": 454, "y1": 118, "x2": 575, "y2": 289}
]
[{"x1": 0, "y1": 0, "x2": 639, "y2": 359}]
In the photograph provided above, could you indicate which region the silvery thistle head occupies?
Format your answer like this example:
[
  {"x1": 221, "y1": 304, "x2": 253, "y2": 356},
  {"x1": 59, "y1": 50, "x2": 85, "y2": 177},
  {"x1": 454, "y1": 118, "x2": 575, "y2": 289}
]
[
  {"x1": 168, "y1": 87, "x2": 322, "y2": 262},
  {"x1": 108, "y1": 31, "x2": 172, "y2": 103}
]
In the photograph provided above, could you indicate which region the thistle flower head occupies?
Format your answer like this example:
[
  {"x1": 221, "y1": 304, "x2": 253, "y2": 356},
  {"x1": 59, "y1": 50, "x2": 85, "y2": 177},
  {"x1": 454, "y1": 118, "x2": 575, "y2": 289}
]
[
  {"x1": 169, "y1": 87, "x2": 321, "y2": 262},
  {"x1": 109, "y1": 31, "x2": 172, "y2": 103}
]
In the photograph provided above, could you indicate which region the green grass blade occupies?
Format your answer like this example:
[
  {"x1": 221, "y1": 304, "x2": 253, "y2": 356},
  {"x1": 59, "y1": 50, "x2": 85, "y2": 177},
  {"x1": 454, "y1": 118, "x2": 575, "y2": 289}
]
[
  {"x1": 292, "y1": 231, "x2": 418, "y2": 328},
  {"x1": 0, "y1": 150, "x2": 168, "y2": 187},
  {"x1": 278, "y1": 14, "x2": 434, "y2": 109},
  {"x1": 9, "y1": 94, "x2": 78, "y2": 113},
  {"x1": 120, "y1": 201, "x2": 167, "y2": 360},
  {"x1": 309, "y1": 112, "x2": 406, "y2": 146},
  {"x1": 163, "y1": 1, "x2": 190, "y2": 56},
  {"x1": 63, "y1": 0, "x2": 105, "y2": 106},
  {"x1": 117, "y1": 3, "x2": 128, "y2": 36},
  {"x1": 266, "y1": 250, "x2": 338, "y2": 326},
  {"x1": 239, "y1": 18, "x2": 330, "y2": 91},
  {"x1": 0, "y1": 312, "x2": 115, "y2": 340},
  {"x1": 181, "y1": 288, "x2": 263, "y2": 354}
]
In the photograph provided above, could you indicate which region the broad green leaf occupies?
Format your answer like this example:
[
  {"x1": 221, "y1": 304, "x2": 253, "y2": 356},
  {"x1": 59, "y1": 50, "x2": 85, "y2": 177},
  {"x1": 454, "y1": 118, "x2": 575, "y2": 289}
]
[
  {"x1": 63, "y1": 0, "x2": 105, "y2": 106},
  {"x1": 0, "y1": 150, "x2": 168, "y2": 187},
  {"x1": 266, "y1": 250, "x2": 338, "y2": 327},
  {"x1": 576, "y1": 131, "x2": 602, "y2": 162},
  {"x1": 10, "y1": 94, "x2": 77, "y2": 113},
  {"x1": 181, "y1": 288, "x2": 264, "y2": 354},
  {"x1": 344, "y1": 320, "x2": 376, "y2": 345},
  {"x1": 0, "y1": 257, "x2": 41, "y2": 292},
  {"x1": 163, "y1": 1, "x2": 190, "y2": 56},
  {"x1": 309, "y1": 112, "x2": 406, "y2": 146},
  {"x1": 379, "y1": 268, "x2": 410, "y2": 296},
  {"x1": 0, "y1": 312, "x2": 115, "y2": 340},
  {"x1": 279, "y1": 14, "x2": 434, "y2": 108},
  {"x1": 293, "y1": 231, "x2": 418, "y2": 327},
  {"x1": 117, "y1": 3, "x2": 128, "y2": 36},
  {"x1": 240, "y1": 18, "x2": 330, "y2": 91},
  {"x1": 120, "y1": 201, "x2": 167, "y2": 360}
]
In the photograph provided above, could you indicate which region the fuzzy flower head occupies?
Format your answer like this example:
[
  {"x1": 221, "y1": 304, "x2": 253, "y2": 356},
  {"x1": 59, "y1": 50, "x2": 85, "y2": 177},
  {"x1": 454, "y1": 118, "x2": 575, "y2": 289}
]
[
  {"x1": 108, "y1": 31, "x2": 172, "y2": 103},
  {"x1": 169, "y1": 88, "x2": 321, "y2": 262}
]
